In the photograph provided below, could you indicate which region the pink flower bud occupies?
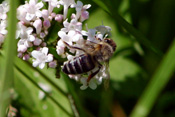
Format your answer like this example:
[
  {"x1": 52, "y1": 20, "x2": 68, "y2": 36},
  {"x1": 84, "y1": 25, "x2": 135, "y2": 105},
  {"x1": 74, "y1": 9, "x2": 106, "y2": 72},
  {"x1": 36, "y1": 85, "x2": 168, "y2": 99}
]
[
  {"x1": 43, "y1": 20, "x2": 51, "y2": 29},
  {"x1": 49, "y1": 60, "x2": 57, "y2": 68},
  {"x1": 20, "y1": 21, "x2": 25, "y2": 25},
  {"x1": 36, "y1": 47, "x2": 41, "y2": 51},
  {"x1": 17, "y1": 52, "x2": 23, "y2": 58},
  {"x1": 23, "y1": 54, "x2": 30, "y2": 61},
  {"x1": 55, "y1": 14, "x2": 63, "y2": 22},
  {"x1": 40, "y1": 32, "x2": 46, "y2": 38},
  {"x1": 41, "y1": 42, "x2": 47, "y2": 47},
  {"x1": 44, "y1": 30, "x2": 48, "y2": 35},
  {"x1": 33, "y1": 38, "x2": 42, "y2": 46},
  {"x1": 71, "y1": 13, "x2": 76, "y2": 19},
  {"x1": 51, "y1": 13, "x2": 56, "y2": 18},
  {"x1": 81, "y1": 11, "x2": 89, "y2": 22}
]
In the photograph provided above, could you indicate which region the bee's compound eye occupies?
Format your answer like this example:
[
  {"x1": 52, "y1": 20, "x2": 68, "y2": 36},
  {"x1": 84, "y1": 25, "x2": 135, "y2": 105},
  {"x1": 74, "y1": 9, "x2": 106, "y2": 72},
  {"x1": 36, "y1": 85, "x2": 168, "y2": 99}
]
[{"x1": 104, "y1": 39, "x2": 111, "y2": 43}]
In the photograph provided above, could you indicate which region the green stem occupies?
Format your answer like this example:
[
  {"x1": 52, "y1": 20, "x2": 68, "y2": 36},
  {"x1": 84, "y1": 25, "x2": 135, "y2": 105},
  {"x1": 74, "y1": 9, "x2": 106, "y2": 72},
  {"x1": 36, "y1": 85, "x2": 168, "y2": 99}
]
[
  {"x1": 130, "y1": 39, "x2": 175, "y2": 117},
  {"x1": 62, "y1": 73, "x2": 90, "y2": 117},
  {"x1": 0, "y1": 0, "x2": 17, "y2": 116}
]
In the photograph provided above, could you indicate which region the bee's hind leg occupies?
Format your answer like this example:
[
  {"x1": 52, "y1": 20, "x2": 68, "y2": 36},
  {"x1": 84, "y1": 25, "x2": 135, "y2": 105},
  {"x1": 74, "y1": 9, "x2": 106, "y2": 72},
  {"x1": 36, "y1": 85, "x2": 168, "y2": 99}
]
[{"x1": 87, "y1": 64, "x2": 102, "y2": 83}]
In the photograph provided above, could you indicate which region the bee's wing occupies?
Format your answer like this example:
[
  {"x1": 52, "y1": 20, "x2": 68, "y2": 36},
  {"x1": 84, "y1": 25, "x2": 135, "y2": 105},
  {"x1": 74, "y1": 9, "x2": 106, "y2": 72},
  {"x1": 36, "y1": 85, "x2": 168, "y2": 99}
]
[
  {"x1": 103, "y1": 61, "x2": 110, "y2": 89},
  {"x1": 83, "y1": 40, "x2": 100, "y2": 53}
]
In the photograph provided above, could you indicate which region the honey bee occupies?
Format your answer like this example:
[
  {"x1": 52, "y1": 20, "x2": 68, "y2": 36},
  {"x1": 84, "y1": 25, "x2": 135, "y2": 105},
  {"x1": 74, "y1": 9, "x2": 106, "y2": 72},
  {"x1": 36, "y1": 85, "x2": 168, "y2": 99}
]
[{"x1": 62, "y1": 38, "x2": 116, "y2": 83}]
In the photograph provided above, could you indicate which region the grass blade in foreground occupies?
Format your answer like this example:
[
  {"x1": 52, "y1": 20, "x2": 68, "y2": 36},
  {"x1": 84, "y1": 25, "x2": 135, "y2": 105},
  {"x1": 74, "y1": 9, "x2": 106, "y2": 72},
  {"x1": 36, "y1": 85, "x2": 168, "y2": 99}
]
[
  {"x1": 130, "y1": 40, "x2": 175, "y2": 117},
  {"x1": 15, "y1": 65, "x2": 73, "y2": 117},
  {"x1": 0, "y1": 0, "x2": 17, "y2": 116}
]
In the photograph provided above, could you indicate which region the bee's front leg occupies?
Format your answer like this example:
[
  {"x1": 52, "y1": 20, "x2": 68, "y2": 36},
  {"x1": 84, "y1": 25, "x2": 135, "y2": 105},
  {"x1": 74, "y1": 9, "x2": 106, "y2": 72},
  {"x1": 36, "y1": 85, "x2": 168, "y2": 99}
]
[{"x1": 63, "y1": 41, "x2": 86, "y2": 52}]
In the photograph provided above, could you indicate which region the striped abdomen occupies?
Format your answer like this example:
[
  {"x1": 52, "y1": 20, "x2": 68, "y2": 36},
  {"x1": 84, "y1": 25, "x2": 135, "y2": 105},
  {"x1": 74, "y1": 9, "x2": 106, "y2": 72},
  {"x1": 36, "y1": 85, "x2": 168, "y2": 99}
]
[{"x1": 62, "y1": 54, "x2": 95, "y2": 75}]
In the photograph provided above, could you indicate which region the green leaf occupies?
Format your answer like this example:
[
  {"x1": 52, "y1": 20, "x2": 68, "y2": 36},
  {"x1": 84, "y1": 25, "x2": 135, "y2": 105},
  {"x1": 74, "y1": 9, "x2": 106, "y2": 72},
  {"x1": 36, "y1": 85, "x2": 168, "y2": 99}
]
[
  {"x1": 0, "y1": 0, "x2": 18, "y2": 116},
  {"x1": 130, "y1": 39, "x2": 175, "y2": 117}
]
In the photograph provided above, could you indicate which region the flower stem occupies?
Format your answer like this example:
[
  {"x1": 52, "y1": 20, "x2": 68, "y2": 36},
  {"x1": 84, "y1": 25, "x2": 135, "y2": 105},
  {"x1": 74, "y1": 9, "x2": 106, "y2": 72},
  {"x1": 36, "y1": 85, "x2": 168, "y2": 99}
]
[
  {"x1": 130, "y1": 39, "x2": 175, "y2": 117},
  {"x1": 0, "y1": 0, "x2": 18, "y2": 116}
]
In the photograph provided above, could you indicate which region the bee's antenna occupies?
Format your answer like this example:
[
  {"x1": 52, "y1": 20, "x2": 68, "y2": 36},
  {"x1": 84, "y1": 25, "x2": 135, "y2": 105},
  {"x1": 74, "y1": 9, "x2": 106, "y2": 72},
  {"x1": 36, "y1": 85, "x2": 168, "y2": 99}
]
[
  {"x1": 85, "y1": 23, "x2": 89, "y2": 31},
  {"x1": 104, "y1": 34, "x2": 108, "y2": 39},
  {"x1": 101, "y1": 20, "x2": 104, "y2": 25}
]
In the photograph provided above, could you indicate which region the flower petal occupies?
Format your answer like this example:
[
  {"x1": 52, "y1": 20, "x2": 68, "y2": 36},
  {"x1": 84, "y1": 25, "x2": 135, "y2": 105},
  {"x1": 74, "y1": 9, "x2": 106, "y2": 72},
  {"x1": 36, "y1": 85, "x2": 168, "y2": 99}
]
[
  {"x1": 39, "y1": 62, "x2": 45, "y2": 69},
  {"x1": 42, "y1": 47, "x2": 48, "y2": 55},
  {"x1": 33, "y1": 60, "x2": 40, "y2": 67}
]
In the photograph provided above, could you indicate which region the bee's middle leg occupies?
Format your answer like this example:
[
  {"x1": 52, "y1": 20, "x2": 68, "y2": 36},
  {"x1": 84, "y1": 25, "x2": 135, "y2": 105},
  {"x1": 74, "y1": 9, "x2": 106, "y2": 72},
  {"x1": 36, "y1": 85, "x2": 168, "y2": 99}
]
[{"x1": 87, "y1": 64, "x2": 102, "y2": 82}]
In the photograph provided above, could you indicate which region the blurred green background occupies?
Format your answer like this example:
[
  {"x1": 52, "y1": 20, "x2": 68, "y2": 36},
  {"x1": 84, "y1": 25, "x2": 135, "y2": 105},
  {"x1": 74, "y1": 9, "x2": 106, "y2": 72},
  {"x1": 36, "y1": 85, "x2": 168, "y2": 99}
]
[{"x1": 0, "y1": 0, "x2": 175, "y2": 117}]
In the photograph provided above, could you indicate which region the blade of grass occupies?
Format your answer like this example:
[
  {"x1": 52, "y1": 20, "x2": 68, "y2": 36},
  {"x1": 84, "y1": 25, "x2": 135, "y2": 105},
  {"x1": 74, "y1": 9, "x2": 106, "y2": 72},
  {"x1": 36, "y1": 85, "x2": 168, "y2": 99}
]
[
  {"x1": 130, "y1": 39, "x2": 175, "y2": 117},
  {"x1": 14, "y1": 57, "x2": 68, "y2": 97},
  {"x1": 92, "y1": 0, "x2": 163, "y2": 56},
  {"x1": 15, "y1": 65, "x2": 73, "y2": 117},
  {"x1": 0, "y1": 0, "x2": 17, "y2": 116}
]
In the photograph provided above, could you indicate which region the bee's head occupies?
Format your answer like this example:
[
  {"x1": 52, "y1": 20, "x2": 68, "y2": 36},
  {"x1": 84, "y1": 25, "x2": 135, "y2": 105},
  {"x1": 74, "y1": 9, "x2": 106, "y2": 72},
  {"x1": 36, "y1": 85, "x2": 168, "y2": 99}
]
[{"x1": 103, "y1": 38, "x2": 116, "y2": 52}]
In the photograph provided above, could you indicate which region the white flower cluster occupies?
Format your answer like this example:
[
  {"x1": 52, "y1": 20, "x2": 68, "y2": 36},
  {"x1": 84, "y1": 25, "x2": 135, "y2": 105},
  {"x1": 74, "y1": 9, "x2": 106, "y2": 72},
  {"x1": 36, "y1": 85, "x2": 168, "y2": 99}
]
[
  {"x1": 15, "y1": 0, "x2": 112, "y2": 90},
  {"x1": 0, "y1": 1, "x2": 9, "y2": 47},
  {"x1": 16, "y1": 0, "x2": 60, "y2": 68}
]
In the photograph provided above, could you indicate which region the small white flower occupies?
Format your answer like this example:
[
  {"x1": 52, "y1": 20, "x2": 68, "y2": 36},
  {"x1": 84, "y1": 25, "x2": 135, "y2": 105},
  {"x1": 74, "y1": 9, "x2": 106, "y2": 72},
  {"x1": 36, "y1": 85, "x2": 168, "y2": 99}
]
[
  {"x1": 58, "y1": 30, "x2": 75, "y2": 44},
  {"x1": 58, "y1": 0, "x2": 75, "y2": 19},
  {"x1": 33, "y1": 19, "x2": 42, "y2": 34},
  {"x1": 31, "y1": 47, "x2": 53, "y2": 69},
  {"x1": 80, "y1": 77, "x2": 88, "y2": 90},
  {"x1": 42, "y1": 0, "x2": 59, "y2": 14},
  {"x1": 0, "y1": 1, "x2": 9, "y2": 20},
  {"x1": 25, "y1": 0, "x2": 44, "y2": 21},
  {"x1": 17, "y1": 5, "x2": 29, "y2": 23},
  {"x1": 17, "y1": 39, "x2": 33, "y2": 52},
  {"x1": 89, "y1": 79, "x2": 97, "y2": 90},
  {"x1": 56, "y1": 40, "x2": 65, "y2": 55},
  {"x1": 80, "y1": 77, "x2": 98, "y2": 90},
  {"x1": 75, "y1": 1, "x2": 91, "y2": 21},
  {"x1": 17, "y1": 24, "x2": 35, "y2": 42},
  {"x1": 0, "y1": 20, "x2": 7, "y2": 35},
  {"x1": 61, "y1": 19, "x2": 82, "y2": 32}
]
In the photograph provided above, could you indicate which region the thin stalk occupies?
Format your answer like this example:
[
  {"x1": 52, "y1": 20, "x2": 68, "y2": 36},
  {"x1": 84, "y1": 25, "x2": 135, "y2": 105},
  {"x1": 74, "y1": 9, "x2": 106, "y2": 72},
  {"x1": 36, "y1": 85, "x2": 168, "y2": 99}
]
[
  {"x1": 62, "y1": 73, "x2": 89, "y2": 117},
  {"x1": 130, "y1": 39, "x2": 175, "y2": 117},
  {"x1": 0, "y1": 0, "x2": 17, "y2": 116}
]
